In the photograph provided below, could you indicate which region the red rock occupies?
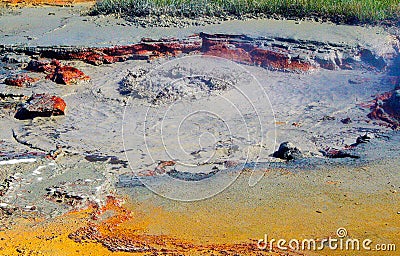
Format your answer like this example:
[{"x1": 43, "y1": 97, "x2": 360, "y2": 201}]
[
  {"x1": 26, "y1": 59, "x2": 57, "y2": 74},
  {"x1": 68, "y1": 52, "x2": 120, "y2": 66},
  {"x1": 14, "y1": 93, "x2": 66, "y2": 120},
  {"x1": 33, "y1": 38, "x2": 202, "y2": 66},
  {"x1": 26, "y1": 59, "x2": 89, "y2": 85},
  {"x1": 4, "y1": 74, "x2": 38, "y2": 87},
  {"x1": 47, "y1": 65, "x2": 90, "y2": 85},
  {"x1": 250, "y1": 48, "x2": 314, "y2": 71},
  {"x1": 13, "y1": 35, "x2": 316, "y2": 72},
  {"x1": 203, "y1": 43, "x2": 253, "y2": 63},
  {"x1": 11, "y1": 33, "x2": 391, "y2": 75},
  {"x1": 201, "y1": 33, "x2": 316, "y2": 72}
]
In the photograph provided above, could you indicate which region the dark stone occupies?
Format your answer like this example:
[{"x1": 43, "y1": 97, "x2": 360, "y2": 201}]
[
  {"x1": 84, "y1": 155, "x2": 128, "y2": 168},
  {"x1": 321, "y1": 115, "x2": 336, "y2": 121},
  {"x1": 356, "y1": 134, "x2": 372, "y2": 144},
  {"x1": 341, "y1": 117, "x2": 352, "y2": 124},
  {"x1": 166, "y1": 168, "x2": 219, "y2": 181},
  {"x1": 322, "y1": 148, "x2": 360, "y2": 159},
  {"x1": 273, "y1": 142, "x2": 303, "y2": 160}
]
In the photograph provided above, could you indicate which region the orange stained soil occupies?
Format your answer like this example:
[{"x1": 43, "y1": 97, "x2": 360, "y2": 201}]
[
  {"x1": 0, "y1": 196, "x2": 295, "y2": 255},
  {"x1": 0, "y1": 184, "x2": 398, "y2": 256}
]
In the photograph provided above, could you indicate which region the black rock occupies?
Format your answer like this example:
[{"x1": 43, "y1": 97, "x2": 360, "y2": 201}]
[
  {"x1": 324, "y1": 149, "x2": 360, "y2": 159},
  {"x1": 341, "y1": 117, "x2": 352, "y2": 124},
  {"x1": 273, "y1": 142, "x2": 303, "y2": 160},
  {"x1": 321, "y1": 115, "x2": 336, "y2": 121},
  {"x1": 356, "y1": 134, "x2": 372, "y2": 144},
  {"x1": 166, "y1": 168, "x2": 219, "y2": 181}
]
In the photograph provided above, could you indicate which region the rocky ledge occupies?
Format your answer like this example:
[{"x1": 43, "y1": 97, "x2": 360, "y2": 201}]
[{"x1": 1, "y1": 32, "x2": 396, "y2": 73}]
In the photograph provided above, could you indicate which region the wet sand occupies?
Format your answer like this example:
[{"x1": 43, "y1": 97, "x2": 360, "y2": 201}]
[{"x1": 0, "y1": 160, "x2": 398, "y2": 255}]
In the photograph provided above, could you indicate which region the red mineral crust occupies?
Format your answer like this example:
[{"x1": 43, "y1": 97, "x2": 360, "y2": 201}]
[
  {"x1": 47, "y1": 65, "x2": 90, "y2": 85},
  {"x1": 26, "y1": 59, "x2": 89, "y2": 85},
  {"x1": 14, "y1": 93, "x2": 66, "y2": 120},
  {"x1": 200, "y1": 33, "x2": 316, "y2": 72},
  {"x1": 4, "y1": 74, "x2": 38, "y2": 87},
  {"x1": 364, "y1": 88, "x2": 400, "y2": 129},
  {"x1": 53, "y1": 38, "x2": 202, "y2": 65}
]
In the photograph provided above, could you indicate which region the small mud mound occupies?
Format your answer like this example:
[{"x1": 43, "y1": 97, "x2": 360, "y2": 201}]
[
  {"x1": 153, "y1": 76, "x2": 230, "y2": 102},
  {"x1": 120, "y1": 63, "x2": 237, "y2": 103}
]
